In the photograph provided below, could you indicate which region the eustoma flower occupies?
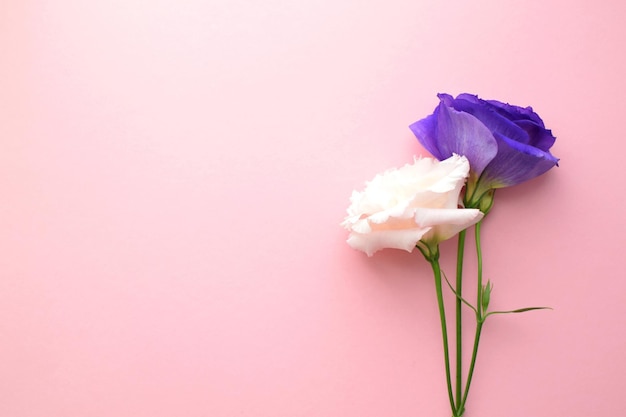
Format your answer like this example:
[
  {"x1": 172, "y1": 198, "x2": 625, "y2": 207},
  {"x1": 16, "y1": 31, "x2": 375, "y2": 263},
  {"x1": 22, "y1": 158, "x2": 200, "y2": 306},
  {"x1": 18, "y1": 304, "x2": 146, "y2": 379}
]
[
  {"x1": 341, "y1": 154, "x2": 483, "y2": 256},
  {"x1": 409, "y1": 93, "x2": 559, "y2": 208}
]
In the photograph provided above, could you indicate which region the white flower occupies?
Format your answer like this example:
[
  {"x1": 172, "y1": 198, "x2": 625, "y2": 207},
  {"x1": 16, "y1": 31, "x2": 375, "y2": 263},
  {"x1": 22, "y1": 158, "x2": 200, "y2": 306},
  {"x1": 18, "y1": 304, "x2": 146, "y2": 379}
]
[{"x1": 341, "y1": 154, "x2": 483, "y2": 256}]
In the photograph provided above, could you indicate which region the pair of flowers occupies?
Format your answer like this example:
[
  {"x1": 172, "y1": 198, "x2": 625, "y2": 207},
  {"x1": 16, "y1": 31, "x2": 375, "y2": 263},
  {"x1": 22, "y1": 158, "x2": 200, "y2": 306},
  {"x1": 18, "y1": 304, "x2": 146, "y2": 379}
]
[
  {"x1": 342, "y1": 93, "x2": 558, "y2": 416},
  {"x1": 343, "y1": 93, "x2": 558, "y2": 255}
]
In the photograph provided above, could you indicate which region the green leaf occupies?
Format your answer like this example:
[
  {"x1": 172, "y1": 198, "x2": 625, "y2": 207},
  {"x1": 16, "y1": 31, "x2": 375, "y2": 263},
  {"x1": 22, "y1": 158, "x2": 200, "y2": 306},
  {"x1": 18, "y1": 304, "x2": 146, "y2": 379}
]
[
  {"x1": 441, "y1": 270, "x2": 477, "y2": 314},
  {"x1": 485, "y1": 306, "x2": 552, "y2": 319}
]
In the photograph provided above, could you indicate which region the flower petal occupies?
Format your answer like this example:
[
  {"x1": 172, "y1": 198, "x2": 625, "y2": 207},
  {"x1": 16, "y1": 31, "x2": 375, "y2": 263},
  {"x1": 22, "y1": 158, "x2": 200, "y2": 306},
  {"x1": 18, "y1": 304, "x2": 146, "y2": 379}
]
[
  {"x1": 514, "y1": 120, "x2": 556, "y2": 151},
  {"x1": 434, "y1": 100, "x2": 498, "y2": 177},
  {"x1": 484, "y1": 98, "x2": 545, "y2": 126},
  {"x1": 449, "y1": 94, "x2": 532, "y2": 145},
  {"x1": 414, "y1": 207, "x2": 483, "y2": 244},
  {"x1": 481, "y1": 133, "x2": 560, "y2": 188},
  {"x1": 455, "y1": 94, "x2": 556, "y2": 152},
  {"x1": 346, "y1": 228, "x2": 430, "y2": 257},
  {"x1": 409, "y1": 110, "x2": 445, "y2": 160}
]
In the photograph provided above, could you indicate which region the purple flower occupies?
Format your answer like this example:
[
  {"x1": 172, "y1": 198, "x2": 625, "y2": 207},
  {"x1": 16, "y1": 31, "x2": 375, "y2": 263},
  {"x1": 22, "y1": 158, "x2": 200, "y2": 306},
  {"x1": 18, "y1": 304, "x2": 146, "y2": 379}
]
[{"x1": 409, "y1": 93, "x2": 558, "y2": 207}]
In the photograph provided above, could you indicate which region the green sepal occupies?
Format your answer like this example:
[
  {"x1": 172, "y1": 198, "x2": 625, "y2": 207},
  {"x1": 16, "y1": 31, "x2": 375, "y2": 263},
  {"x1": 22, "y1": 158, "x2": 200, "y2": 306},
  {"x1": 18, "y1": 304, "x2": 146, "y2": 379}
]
[
  {"x1": 478, "y1": 189, "x2": 495, "y2": 214},
  {"x1": 463, "y1": 184, "x2": 496, "y2": 215},
  {"x1": 416, "y1": 241, "x2": 439, "y2": 263}
]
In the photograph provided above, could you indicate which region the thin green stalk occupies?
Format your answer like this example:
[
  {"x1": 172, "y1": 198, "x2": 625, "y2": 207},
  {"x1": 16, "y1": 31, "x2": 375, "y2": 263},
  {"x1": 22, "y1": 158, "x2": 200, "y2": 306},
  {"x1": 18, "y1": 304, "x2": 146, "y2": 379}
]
[
  {"x1": 454, "y1": 230, "x2": 466, "y2": 410},
  {"x1": 459, "y1": 221, "x2": 485, "y2": 412},
  {"x1": 460, "y1": 319, "x2": 483, "y2": 410},
  {"x1": 429, "y1": 257, "x2": 457, "y2": 415},
  {"x1": 475, "y1": 221, "x2": 483, "y2": 316}
]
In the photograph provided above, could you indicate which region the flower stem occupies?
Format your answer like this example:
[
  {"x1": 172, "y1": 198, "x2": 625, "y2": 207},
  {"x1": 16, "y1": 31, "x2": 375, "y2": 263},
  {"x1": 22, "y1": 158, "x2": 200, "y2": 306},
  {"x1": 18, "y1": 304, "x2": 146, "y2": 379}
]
[
  {"x1": 461, "y1": 320, "x2": 483, "y2": 410},
  {"x1": 428, "y1": 256, "x2": 457, "y2": 415},
  {"x1": 459, "y1": 221, "x2": 485, "y2": 412},
  {"x1": 475, "y1": 221, "x2": 483, "y2": 316},
  {"x1": 455, "y1": 230, "x2": 466, "y2": 410}
]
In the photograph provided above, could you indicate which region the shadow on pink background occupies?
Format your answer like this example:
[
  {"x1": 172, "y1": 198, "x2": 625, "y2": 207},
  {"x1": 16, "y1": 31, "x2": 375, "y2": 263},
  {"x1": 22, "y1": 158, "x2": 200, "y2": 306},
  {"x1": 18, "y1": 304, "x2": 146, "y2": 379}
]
[{"x1": 1, "y1": 1, "x2": 625, "y2": 416}]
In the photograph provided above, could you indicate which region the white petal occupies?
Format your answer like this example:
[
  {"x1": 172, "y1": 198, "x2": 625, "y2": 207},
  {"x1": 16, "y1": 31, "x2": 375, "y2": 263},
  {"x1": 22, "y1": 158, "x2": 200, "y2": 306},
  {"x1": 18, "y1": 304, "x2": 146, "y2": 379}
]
[
  {"x1": 346, "y1": 227, "x2": 431, "y2": 257},
  {"x1": 416, "y1": 208, "x2": 484, "y2": 243}
]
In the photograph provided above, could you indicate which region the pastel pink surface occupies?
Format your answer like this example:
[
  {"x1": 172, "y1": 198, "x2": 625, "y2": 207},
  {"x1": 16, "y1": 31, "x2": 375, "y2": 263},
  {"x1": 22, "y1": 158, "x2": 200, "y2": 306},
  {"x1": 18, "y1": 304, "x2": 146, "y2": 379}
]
[{"x1": 1, "y1": 1, "x2": 625, "y2": 416}]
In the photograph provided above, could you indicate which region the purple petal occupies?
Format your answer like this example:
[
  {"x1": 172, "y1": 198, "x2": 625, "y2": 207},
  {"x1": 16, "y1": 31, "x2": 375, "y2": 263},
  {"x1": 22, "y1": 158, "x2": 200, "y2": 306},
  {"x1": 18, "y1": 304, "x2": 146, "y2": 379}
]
[
  {"x1": 409, "y1": 108, "x2": 445, "y2": 160},
  {"x1": 486, "y1": 99, "x2": 545, "y2": 126},
  {"x1": 453, "y1": 93, "x2": 481, "y2": 105},
  {"x1": 481, "y1": 133, "x2": 559, "y2": 188},
  {"x1": 437, "y1": 92, "x2": 456, "y2": 106},
  {"x1": 449, "y1": 95, "x2": 532, "y2": 145},
  {"x1": 434, "y1": 101, "x2": 498, "y2": 176},
  {"x1": 514, "y1": 120, "x2": 556, "y2": 151}
]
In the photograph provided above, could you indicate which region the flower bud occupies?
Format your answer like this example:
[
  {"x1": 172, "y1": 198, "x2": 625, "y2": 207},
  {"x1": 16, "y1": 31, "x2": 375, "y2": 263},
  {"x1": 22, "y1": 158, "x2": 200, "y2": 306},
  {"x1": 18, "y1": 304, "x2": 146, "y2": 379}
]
[{"x1": 481, "y1": 280, "x2": 493, "y2": 313}]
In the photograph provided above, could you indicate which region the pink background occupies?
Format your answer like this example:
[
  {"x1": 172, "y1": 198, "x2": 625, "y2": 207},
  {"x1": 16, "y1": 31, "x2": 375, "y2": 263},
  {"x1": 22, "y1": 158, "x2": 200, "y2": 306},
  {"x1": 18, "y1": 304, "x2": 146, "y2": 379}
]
[{"x1": 1, "y1": 1, "x2": 625, "y2": 416}]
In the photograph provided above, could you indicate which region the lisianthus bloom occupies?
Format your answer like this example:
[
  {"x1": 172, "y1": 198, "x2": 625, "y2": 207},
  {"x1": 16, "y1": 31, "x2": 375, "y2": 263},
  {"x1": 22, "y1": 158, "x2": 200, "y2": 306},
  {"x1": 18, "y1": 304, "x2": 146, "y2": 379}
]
[
  {"x1": 341, "y1": 155, "x2": 483, "y2": 256},
  {"x1": 409, "y1": 93, "x2": 559, "y2": 208}
]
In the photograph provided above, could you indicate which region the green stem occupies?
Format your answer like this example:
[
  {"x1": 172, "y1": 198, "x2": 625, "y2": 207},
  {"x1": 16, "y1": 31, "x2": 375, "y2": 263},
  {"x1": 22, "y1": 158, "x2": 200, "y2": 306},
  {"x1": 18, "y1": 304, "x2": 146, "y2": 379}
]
[
  {"x1": 475, "y1": 221, "x2": 483, "y2": 316},
  {"x1": 454, "y1": 230, "x2": 466, "y2": 410},
  {"x1": 459, "y1": 221, "x2": 485, "y2": 413},
  {"x1": 461, "y1": 320, "x2": 483, "y2": 410},
  {"x1": 428, "y1": 256, "x2": 457, "y2": 415}
]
